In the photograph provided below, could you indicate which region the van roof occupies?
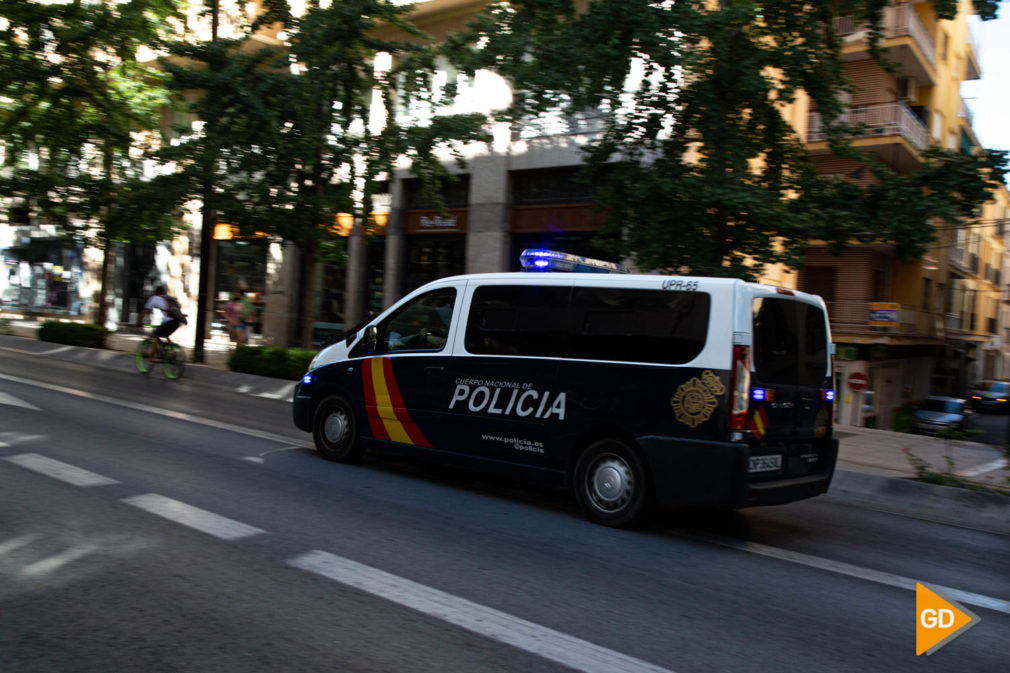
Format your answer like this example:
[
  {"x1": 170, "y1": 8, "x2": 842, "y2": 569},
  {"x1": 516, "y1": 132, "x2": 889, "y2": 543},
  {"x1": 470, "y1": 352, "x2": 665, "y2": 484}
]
[{"x1": 423, "y1": 272, "x2": 822, "y2": 300}]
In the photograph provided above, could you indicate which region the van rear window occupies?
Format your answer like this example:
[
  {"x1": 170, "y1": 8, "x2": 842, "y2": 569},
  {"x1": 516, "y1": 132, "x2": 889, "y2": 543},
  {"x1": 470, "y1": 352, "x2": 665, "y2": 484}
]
[
  {"x1": 752, "y1": 298, "x2": 829, "y2": 386},
  {"x1": 465, "y1": 285, "x2": 710, "y2": 364}
]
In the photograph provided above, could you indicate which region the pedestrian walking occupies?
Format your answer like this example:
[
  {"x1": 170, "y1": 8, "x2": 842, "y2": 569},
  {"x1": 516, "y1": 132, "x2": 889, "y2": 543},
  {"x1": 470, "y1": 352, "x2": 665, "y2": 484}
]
[{"x1": 225, "y1": 293, "x2": 244, "y2": 344}]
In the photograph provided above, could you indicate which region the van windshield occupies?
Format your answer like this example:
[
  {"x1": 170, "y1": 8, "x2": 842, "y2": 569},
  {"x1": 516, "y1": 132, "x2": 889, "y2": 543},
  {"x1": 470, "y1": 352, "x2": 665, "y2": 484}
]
[
  {"x1": 975, "y1": 381, "x2": 1009, "y2": 393},
  {"x1": 752, "y1": 298, "x2": 829, "y2": 386}
]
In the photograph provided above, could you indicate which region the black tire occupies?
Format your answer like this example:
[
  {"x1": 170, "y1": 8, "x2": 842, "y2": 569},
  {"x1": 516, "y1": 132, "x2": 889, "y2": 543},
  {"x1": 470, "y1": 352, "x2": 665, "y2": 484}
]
[
  {"x1": 312, "y1": 395, "x2": 363, "y2": 463},
  {"x1": 573, "y1": 438, "x2": 652, "y2": 527}
]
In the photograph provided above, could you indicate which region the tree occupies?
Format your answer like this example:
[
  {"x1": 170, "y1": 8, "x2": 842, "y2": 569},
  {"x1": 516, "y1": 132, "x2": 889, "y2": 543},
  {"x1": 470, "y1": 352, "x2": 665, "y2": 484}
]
[
  {"x1": 162, "y1": 0, "x2": 487, "y2": 348},
  {"x1": 0, "y1": 0, "x2": 183, "y2": 325},
  {"x1": 450, "y1": 0, "x2": 1006, "y2": 280}
]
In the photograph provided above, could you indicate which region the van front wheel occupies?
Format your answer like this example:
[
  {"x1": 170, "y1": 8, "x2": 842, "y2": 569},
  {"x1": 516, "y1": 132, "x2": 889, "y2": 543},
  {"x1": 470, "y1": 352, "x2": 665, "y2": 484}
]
[
  {"x1": 574, "y1": 439, "x2": 652, "y2": 527},
  {"x1": 312, "y1": 395, "x2": 363, "y2": 463}
]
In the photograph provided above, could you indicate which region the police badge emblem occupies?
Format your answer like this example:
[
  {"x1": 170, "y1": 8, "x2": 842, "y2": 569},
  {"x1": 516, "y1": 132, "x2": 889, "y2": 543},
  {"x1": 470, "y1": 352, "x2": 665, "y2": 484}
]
[{"x1": 671, "y1": 371, "x2": 726, "y2": 428}]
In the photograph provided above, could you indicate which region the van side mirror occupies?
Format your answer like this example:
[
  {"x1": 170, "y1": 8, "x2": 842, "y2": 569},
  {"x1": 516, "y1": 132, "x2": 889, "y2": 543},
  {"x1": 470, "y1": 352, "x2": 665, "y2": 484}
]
[{"x1": 364, "y1": 325, "x2": 378, "y2": 354}]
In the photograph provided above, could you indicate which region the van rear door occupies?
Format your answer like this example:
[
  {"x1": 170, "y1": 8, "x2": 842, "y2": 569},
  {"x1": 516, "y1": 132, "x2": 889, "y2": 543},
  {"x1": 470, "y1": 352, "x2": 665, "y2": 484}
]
[{"x1": 749, "y1": 295, "x2": 833, "y2": 476}]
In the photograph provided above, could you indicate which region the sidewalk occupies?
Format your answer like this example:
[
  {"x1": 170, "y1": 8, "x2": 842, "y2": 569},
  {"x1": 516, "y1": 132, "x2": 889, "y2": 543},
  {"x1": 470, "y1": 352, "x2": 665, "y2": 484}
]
[{"x1": 2, "y1": 316, "x2": 1008, "y2": 533}]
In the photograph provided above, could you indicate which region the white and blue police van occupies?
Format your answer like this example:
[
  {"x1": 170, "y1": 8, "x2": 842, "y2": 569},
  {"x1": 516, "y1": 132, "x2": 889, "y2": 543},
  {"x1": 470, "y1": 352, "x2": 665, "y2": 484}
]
[{"x1": 293, "y1": 250, "x2": 838, "y2": 527}]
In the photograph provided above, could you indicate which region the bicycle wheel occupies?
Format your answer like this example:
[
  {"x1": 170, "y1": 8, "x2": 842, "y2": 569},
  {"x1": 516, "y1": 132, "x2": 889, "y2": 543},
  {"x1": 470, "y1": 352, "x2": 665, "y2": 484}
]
[
  {"x1": 162, "y1": 344, "x2": 185, "y2": 380},
  {"x1": 136, "y1": 338, "x2": 155, "y2": 374}
]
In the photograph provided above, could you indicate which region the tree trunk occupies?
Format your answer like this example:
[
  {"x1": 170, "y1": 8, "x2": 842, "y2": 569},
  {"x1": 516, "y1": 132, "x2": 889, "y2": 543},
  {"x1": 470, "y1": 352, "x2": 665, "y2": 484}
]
[
  {"x1": 299, "y1": 241, "x2": 317, "y2": 350},
  {"x1": 96, "y1": 234, "x2": 113, "y2": 328}
]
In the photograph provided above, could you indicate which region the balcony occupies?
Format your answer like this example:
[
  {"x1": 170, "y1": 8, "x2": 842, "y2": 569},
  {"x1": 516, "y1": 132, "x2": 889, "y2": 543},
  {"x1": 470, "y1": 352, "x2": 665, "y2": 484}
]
[
  {"x1": 834, "y1": 2, "x2": 936, "y2": 84},
  {"x1": 959, "y1": 97, "x2": 974, "y2": 129},
  {"x1": 826, "y1": 300, "x2": 943, "y2": 339},
  {"x1": 807, "y1": 101, "x2": 929, "y2": 172}
]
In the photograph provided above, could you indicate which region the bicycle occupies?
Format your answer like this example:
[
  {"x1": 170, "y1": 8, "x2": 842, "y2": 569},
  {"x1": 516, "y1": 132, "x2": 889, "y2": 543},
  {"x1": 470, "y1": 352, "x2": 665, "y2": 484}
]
[{"x1": 136, "y1": 334, "x2": 186, "y2": 379}]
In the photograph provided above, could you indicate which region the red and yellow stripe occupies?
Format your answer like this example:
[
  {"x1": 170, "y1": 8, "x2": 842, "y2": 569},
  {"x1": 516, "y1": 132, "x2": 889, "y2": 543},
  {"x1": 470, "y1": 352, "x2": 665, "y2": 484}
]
[
  {"x1": 750, "y1": 406, "x2": 769, "y2": 439},
  {"x1": 362, "y1": 358, "x2": 431, "y2": 448}
]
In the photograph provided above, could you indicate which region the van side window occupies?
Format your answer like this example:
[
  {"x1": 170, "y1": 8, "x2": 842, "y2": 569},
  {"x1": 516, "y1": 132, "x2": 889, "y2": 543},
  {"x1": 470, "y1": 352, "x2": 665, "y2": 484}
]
[
  {"x1": 465, "y1": 285, "x2": 710, "y2": 364},
  {"x1": 571, "y1": 287, "x2": 710, "y2": 364},
  {"x1": 465, "y1": 286, "x2": 572, "y2": 356},
  {"x1": 378, "y1": 288, "x2": 457, "y2": 354}
]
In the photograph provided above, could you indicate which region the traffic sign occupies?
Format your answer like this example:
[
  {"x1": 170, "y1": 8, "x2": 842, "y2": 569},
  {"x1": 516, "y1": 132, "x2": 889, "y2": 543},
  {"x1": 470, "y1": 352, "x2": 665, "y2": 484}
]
[{"x1": 847, "y1": 372, "x2": 868, "y2": 391}]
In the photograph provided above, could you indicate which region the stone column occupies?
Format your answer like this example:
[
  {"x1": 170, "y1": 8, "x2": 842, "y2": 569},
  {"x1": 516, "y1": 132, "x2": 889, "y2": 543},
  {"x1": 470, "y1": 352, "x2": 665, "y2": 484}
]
[
  {"x1": 383, "y1": 179, "x2": 406, "y2": 310},
  {"x1": 344, "y1": 220, "x2": 367, "y2": 326},
  {"x1": 465, "y1": 154, "x2": 510, "y2": 274}
]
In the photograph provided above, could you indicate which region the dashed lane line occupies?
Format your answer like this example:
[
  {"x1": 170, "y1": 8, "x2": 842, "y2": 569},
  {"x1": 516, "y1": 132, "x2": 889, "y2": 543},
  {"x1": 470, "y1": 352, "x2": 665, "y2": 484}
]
[
  {"x1": 4, "y1": 453, "x2": 119, "y2": 487},
  {"x1": 122, "y1": 494, "x2": 266, "y2": 540},
  {"x1": 289, "y1": 549, "x2": 676, "y2": 673}
]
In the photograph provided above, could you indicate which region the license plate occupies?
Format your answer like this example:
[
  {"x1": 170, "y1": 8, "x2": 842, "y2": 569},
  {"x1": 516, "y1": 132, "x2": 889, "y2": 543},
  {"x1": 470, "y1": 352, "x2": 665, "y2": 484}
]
[{"x1": 749, "y1": 454, "x2": 782, "y2": 473}]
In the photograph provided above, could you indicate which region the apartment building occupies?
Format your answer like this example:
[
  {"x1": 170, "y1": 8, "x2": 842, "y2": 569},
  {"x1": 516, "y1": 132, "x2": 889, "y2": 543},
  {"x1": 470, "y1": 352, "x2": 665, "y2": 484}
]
[{"x1": 800, "y1": 0, "x2": 1006, "y2": 428}]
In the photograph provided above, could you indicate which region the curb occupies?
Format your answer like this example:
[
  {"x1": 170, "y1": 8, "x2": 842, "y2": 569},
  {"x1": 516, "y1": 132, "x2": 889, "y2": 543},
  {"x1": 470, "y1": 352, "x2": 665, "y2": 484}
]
[{"x1": 827, "y1": 469, "x2": 1010, "y2": 536}]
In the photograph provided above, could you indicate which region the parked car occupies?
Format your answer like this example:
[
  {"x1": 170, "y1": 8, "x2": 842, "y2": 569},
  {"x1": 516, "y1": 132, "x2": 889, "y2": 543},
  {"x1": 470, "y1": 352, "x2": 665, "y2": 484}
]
[
  {"x1": 913, "y1": 396, "x2": 970, "y2": 435},
  {"x1": 969, "y1": 380, "x2": 1010, "y2": 413}
]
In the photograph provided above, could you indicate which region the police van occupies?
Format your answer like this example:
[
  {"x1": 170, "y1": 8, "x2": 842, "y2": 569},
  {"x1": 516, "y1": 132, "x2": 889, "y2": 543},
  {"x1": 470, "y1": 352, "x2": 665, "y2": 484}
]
[{"x1": 293, "y1": 250, "x2": 837, "y2": 527}]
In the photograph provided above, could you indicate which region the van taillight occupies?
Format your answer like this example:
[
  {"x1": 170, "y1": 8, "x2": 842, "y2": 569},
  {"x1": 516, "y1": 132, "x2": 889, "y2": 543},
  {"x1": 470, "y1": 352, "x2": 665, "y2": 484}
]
[{"x1": 729, "y1": 345, "x2": 751, "y2": 430}]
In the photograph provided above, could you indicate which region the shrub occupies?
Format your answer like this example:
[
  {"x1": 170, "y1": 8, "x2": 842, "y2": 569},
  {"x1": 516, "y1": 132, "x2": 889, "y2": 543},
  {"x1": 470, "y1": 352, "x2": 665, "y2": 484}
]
[
  {"x1": 38, "y1": 321, "x2": 108, "y2": 349},
  {"x1": 228, "y1": 345, "x2": 318, "y2": 380}
]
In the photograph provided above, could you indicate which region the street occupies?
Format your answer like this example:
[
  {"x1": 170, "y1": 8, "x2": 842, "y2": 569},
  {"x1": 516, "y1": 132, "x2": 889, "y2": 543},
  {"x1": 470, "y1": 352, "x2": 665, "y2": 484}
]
[{"x1": 1, "y1": 348, "x2": 1008, "y2": 673}]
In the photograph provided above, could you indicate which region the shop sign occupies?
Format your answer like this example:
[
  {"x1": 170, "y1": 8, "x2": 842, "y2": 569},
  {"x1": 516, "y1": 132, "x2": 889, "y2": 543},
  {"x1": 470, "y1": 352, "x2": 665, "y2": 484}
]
[
  {"x1": 869, "y1": 302, "x2": 899, "y2": 326},
  {"x1": 405, "y1": 209, "x2": 468, "y2": 234}
]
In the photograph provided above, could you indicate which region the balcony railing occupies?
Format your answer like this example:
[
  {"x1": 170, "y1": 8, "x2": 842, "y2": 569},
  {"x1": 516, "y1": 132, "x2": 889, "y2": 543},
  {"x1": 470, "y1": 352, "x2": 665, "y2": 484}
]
[
  {"x1": 833, "y1": 2, "x2": 935, "y2": 69},
  {"x1": 807, "y1": 101, "x2": 928, "y2": 150},
  {"x1": 826, "y1": 300, "x2": 943, "y2": 338},
  {"x1": 959, "y1": 98, "x2": 974, "y2": 128}
]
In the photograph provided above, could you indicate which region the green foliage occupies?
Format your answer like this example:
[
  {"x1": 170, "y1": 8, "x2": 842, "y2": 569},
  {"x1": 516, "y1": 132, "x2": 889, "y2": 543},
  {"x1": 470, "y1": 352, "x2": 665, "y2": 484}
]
[
  {"x1": 38, "y1": 321, "x2": 109, "y2": 349},
  {"x1": 161, "y1": 0, "x2": 488, "y2": 344},
  {"x1": 452, "y1": 0, "x2": 1005, "y2": 280},
  {"x1": 228, "y1": 345, "x2": 317, "y2": 380},
  {"x1": 0, "y1": 0, "x2": 184, "y2": 244}
]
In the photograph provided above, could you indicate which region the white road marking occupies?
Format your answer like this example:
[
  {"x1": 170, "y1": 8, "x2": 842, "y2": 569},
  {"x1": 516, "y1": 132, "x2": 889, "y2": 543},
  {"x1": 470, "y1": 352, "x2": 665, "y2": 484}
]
[
  {"x1": 4, "y1": 453, "x2": 119, "y2": 487},
  {"x1": 20, "y1": 543, "x2": 99, "y2": 577},
  {"x1": 0, "y1": 433, "x2": 46, "y2": 447},
  {"x1": 254, "y1": 383, "x2": 296, "y2": 400},
  {"x1": 289, "y1": 550, "x2": 676, "y2": 673},
  {"x1": 0, "y1": 392, "x2": 42, "y2": 411},
  {"x1": 0, "y1": 372, "x2": 310, "y2": 449},
  {"x1": 0, "y1": 535, "x2": 39, "y2": 558},
  {"x1": 957, "y1": 458, "x2": 1009, "y2": 477},
  {"x1": 123, "y1": 494, "x2": 265, "y2": 540},
  {"x1": 677, "y1": 530, "x2": 1010, "y2": 615},
  {"x1": 37, "y1": 345, "x2": 74, "y2": 355}
]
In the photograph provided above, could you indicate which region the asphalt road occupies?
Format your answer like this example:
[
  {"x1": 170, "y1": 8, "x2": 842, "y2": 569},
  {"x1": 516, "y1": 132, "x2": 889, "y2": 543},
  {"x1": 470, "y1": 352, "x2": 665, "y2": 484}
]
[{"x1": 1, "y1": 349, "x2": 1008, "y2": 672}]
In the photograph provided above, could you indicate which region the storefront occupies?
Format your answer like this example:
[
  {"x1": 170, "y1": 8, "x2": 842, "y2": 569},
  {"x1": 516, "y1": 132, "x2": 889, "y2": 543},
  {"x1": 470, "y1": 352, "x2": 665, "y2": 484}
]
[
  {"x1": 402, "y1": 177, "x2": 469, "y2": 294},
  {"x1": 214, "y1": 226, "x2": 268, "y2": 335},
  {"x1": 1, "y1": 237, "x2": 85, "y2": 315}
]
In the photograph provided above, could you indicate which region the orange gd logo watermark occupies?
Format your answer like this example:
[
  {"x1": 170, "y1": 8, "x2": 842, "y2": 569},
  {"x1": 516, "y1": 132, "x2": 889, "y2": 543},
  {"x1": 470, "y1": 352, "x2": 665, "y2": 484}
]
[{"x1": 916, "y1": 583, "x2": 980, "y2": 656}]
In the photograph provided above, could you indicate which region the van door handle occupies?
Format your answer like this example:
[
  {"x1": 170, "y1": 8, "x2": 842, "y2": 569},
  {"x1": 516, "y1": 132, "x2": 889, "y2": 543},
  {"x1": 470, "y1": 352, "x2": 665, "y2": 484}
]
[{"x1": 425, "y1": 365, "x2": 445, "y2": 375}]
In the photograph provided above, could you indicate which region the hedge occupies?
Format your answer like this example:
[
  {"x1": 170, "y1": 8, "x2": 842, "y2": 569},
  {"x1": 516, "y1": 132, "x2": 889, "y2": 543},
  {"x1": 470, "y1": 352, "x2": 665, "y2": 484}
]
[
  {"x1": 228, "y1": 345, "x2": 318, "y2": 380},
  {"x1": 38, "y1": 321, "x2": 109, "y2": 349}
]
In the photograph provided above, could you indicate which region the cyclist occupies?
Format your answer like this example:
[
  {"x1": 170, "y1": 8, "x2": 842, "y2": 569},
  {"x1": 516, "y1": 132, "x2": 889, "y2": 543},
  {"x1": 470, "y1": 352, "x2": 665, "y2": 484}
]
[{"x1": 141, "y1": 285, "x2": 184, "y2": 359}]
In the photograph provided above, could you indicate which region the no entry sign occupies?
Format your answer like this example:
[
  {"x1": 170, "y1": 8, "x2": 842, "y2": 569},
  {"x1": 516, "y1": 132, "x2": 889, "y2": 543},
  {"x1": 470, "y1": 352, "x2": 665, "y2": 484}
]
[{"x1": 847, "y1": 372, "x2": 868, "y2": 391}]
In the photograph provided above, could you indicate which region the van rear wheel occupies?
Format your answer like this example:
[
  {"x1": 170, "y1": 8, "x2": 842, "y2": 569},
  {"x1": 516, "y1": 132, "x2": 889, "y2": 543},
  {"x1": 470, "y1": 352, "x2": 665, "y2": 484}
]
[
  {"x1": 312, "y1": 395, "x2": 363, "y2": 463},
  {"x1": 574, "y1": 439, "x2": 652, "y2": 527}
]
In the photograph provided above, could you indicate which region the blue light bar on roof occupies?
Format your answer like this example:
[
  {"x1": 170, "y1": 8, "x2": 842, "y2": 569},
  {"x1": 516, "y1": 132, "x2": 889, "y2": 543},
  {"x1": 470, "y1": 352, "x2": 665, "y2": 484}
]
[{"x1": 519, "y1": 249, "x2": 628, "y2": 274}]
